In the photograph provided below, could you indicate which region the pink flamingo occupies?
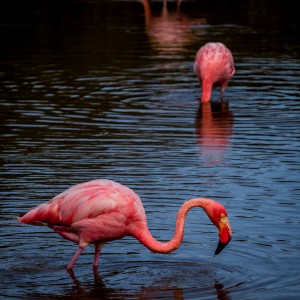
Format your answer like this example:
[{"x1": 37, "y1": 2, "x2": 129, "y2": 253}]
[
  {"x1": 194, "y1": 42, "x2": 235, "y2": 103},
  {"x1": 18, "y1": 179, "x2": 232, "y2": 270}
]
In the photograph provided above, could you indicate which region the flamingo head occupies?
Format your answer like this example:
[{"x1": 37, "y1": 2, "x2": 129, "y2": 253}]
[
  {"x1": 214, "y1": 213, "x2": 232, "y2": 255},
  {"x1": 206, "y1": 200, "x2": 232, "y2": 255}
]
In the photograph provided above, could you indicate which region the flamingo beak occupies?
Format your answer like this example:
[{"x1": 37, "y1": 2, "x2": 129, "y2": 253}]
[{"x1": 215, "y1": 216, "x2": 232, "y2": 255}]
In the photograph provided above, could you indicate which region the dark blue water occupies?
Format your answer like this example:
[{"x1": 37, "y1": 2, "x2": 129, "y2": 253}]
[{"x1": 1, "y1": 0, "x2": 300, "y2": 299}]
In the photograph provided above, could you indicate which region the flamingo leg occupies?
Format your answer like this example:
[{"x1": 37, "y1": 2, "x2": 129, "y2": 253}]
[
  {"x1": 93, "y1": 243, "x2": 104, "y2": 268},
  {"x1": 220, "y1": 90, "x2": 224, "y2": 101},
  {"x1": 67, "y1": 246, "x2": 84, "y2": 270},
  {"x1": 220, "y1": 81, "x2": 229, "y2": 101}
]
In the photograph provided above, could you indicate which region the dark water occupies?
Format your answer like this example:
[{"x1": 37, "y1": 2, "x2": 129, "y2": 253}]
[{"x1": 1, "y1": 0, "x2": 300, "y2": 299}]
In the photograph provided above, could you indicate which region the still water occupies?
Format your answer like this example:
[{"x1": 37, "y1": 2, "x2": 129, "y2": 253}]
[{"x1": 1, "y1": 0, "x2": 299, "y2": 299}]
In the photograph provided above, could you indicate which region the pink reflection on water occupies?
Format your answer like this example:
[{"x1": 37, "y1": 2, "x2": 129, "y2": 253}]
[
  {"x1": 195, "y1": 102, "x2": 234, "y2": 167},
  {"x1": 139, "y1": 0, "x2": 206, "y2": 57}
]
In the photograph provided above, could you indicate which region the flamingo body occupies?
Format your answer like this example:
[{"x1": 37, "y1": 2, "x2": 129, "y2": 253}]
[
  {"x1": 18, "y1": 179, "x2": 232, "y2": 270},
  {"x1": 194, "y1": 42, "x2": 235, "y2": 103}
]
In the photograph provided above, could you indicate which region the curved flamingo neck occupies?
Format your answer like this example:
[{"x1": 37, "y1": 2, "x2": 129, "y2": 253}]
[{"x1": 131, "y1": 198, "x2": 213, "y2": 253}]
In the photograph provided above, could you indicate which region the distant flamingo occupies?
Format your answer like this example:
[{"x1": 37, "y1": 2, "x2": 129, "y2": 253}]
[
  {"x1": 18, "y1": 179, "x2": 232, "y2": 270},
  {"x1": 194, "y1": 42, "x2": 235, "y2": 103}
]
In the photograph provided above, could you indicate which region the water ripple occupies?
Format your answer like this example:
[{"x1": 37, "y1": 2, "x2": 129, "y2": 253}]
[{"x1": 1, "y1": 1, "x2": 300, "y2": 299}]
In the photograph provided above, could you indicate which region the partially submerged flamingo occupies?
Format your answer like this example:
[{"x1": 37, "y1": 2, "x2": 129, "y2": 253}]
[
  {"x1": 194, "y1": 42, "x2": 235, "y2": 103},
  {"x1": 18, "y1": 179, "x2": 232, "y2": 270}
]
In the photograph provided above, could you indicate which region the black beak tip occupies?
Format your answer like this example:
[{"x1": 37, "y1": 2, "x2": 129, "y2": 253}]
[{"x1": 214, "y1": 240, "x2": 230, "y2": 255}]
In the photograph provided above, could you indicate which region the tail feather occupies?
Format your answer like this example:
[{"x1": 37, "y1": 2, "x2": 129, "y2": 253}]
[{"x1": 17, "y1": 202, "x2": 56, "y2": 225}]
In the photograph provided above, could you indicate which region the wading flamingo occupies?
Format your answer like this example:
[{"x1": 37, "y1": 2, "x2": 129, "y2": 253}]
[
  {"x1": 194, "y1": 42, "x2": 235, "y2": 103},
  {"x1": 18, "y1": 179, "x2": 232, "y2": 270}
]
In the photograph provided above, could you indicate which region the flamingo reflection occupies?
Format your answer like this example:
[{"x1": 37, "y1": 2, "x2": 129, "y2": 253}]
[
  {"x1": 139, "y1": 0, "x2": 206, "y2": 57},
  {"x1": 66, "y1": 266, "x2": 230, "y2": 300},
  {"x1": 195, "y1": 102, "x2": 234, "y2": 167}
]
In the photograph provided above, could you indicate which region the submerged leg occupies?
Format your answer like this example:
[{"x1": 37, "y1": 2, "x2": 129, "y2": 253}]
[
  {"x1": 67, "y1": 246, "x2": 84, "y2": 270},
  {"x1": 93, "y1": 243, "x2": 104, "y2": 268}
]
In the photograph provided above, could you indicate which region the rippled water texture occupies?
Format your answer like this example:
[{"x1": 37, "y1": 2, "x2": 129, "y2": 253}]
[{"x1": 1, "y1": 0, "x2": 300, "y2": 299}]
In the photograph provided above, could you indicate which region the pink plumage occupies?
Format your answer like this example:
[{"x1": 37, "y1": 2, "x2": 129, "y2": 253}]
[
  {"x1": 18, "y1": 179, "x2": 232, "y2": 270},
  {"x1": 194, "y1": 42, "x2": 235, "y2": 103}
]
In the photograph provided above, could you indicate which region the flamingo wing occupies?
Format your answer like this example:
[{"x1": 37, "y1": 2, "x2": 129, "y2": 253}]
[{"x1": 18, "y1": 179, "x2": 143, "y2": 227}]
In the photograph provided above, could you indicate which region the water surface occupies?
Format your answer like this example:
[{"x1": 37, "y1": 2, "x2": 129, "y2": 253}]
[{"x1": 1, "y1": 0, "x2": 300, "y2": 299}]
